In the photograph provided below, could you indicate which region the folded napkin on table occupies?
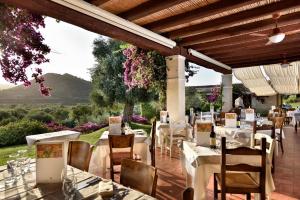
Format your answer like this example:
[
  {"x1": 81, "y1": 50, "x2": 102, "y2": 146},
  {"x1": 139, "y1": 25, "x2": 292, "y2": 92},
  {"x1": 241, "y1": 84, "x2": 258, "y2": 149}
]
[{"x1": 98, "y1": 179, "x2": 113, "y2": 197}]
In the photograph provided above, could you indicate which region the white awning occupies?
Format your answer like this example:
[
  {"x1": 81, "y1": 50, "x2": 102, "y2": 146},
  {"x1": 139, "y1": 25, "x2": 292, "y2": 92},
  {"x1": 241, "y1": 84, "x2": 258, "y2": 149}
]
[
  {"x1": 234, "y1": 66, "x2": 277, "y2": 96},
  {"x1": 263, "y1": 62, "x2": 300, "y2": 94}
]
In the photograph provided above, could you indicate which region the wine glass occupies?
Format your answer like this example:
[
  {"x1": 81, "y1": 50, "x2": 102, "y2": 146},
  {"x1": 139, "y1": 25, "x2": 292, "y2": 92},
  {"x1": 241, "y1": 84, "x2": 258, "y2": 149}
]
[
  {"x1": 61, "y1": 168, "x2": 77, "y2": 200},
  {"x1": 8, "y1": 153, "x2": 21, "y2": 180},
  {"x1": 17, "y1": 149, "x2": 30, "y2": 174}
]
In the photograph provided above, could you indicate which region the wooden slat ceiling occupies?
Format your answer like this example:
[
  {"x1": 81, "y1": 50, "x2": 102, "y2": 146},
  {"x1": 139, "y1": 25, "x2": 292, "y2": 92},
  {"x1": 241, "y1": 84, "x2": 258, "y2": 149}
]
[
  {"x1": 2, "y1": 0, "x2": 300, "y2": 73},
  {"x1": 90, "y1": 0, "x2": 300, "y2": 69}
]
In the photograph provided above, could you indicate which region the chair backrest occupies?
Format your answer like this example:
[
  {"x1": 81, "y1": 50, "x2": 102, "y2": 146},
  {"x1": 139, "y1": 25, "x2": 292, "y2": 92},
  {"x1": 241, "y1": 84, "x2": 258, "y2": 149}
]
[
  {"x1": 150, "y1": 118, "x2": 156, "y2": 167},
  {"x1": 254, "y1": 133, "x2": 275, "y2": 162},
  {"x1": 182, "y1": 187, "x2": 194, "y2": 200},
  {"x1": 170, "y1": 120, "x2": 187, "y2": 136},
  {"x1": 108, "y1": 134, "x2": 134, "y2": 159},
  {"x1": 221, "y1": 137, "x2": 266, "y2": 193},
  {"x1": 67, "y1": 141, "x2": 94, "y2": 171},
  {"x1": 120, "y1": 159, "x2": 158, "y2": 197},
  {"x1": 273, "y1": 117, "x2": 284, "y2": 129}
]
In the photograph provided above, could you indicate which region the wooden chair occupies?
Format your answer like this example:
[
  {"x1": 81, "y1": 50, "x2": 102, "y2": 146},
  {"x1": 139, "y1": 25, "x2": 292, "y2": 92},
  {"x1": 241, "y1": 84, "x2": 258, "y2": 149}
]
[
  {"x1": 273, "y1": 116, "x2": 284, "y2": 153},
  {"x1": 213, "y1": 137, "x2": 266, "y2": 200},
  {"x1": 166, "y1": 120, "x2": 187, "y2": 158},
  {"x1": 182, "y1": 187, "x2": 194, "y2": 200},
  {"x1": 215, "y1": 112, "x2": 225, "y2": 126},
  {"x1": 149, "y1": 118, "x2": 156, "y2": 167},
  {"x1": 108, "y1": 134, "x2": 134, "y2": 181},
  {"x1": 67, "y1": 141, "x2": 94, "y2": 172},
  {"x1": 120, "y1": 159, "x2": 158, "y2": 197},
  {"x1": 254, "y1": 133, "x2": 276, "y2": 173}
]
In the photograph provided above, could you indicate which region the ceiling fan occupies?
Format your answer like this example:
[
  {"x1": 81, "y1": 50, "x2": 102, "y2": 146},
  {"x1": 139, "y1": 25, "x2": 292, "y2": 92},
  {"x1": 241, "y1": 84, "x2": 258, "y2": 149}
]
[{"x1": 250, "y1": 13, "x2": 285, "y2": 45}]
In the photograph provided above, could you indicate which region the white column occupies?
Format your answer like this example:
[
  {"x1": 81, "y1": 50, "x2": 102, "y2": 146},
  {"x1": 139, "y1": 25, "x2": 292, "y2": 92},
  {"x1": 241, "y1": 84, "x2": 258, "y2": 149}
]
[
  {"x1": 222, "y1": 74, "x2": 233, "y2": 112},
  {"x1": 166, "y1": 55, "x2": 186, "y2": 122}
]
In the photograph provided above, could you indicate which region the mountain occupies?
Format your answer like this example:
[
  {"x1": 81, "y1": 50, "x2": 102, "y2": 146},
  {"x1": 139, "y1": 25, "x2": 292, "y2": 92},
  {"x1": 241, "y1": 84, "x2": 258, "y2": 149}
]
[{"x1": 0, "y1": 73, "x2": 91, "y2": 104}]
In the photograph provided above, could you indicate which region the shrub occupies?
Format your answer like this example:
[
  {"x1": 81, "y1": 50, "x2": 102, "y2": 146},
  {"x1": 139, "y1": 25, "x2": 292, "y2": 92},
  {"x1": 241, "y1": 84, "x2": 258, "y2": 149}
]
[
  {"x1": 131, "y1": 115, "x2": 148, "y2": 124},
  {"x1": 0, "y1": 119, "x2": 49, "y2": 147},
  {"x1": 285, "y1": 95, "x2": 297, "y2": 104},
  {"x1": 0, "y1": 116, "x2": 17, "y2": 126},
  {"x1": 46, "y1": 121, "x2": 69, "y2": 132},
  {"x1": 73, "y1": 122, "x2": 107, "y2": 133},
  {"x1": 0, "y1": 110, "x2": 11, "y2": 122},
  {"x1": 26, "y1": 110, "x2": 54, "y2": 123},
  {"x1": 10, "y1": 108, "x2": 28, "y2": 119},
  {"x1": 52, "y1": 108, "x2": 69, "y2": 122},
  {"x1": 141, "y1": 102, "x2": 156, "y2": 121},
  {"x1": 61, "y1": 119, "x2": 76, "y2": 128}
]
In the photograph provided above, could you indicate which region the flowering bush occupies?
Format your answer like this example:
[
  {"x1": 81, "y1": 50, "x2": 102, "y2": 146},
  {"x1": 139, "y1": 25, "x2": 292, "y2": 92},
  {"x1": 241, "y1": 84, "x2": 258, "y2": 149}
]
[
  {"x1": 73, "y1": 122, "x2": 107, "y2": 133},
  {"x1": 123, "y1": 46, "x2": 154, "y2": 90},
  {"x1": 207, "y1": 87, "x2": 221, "y2": 104},
  {"x1": 46, "y1": 121, "x2": 69, "y2": 132},
  {"x1": 131, "y1": 115, "x2": 148, "y2": 124}
]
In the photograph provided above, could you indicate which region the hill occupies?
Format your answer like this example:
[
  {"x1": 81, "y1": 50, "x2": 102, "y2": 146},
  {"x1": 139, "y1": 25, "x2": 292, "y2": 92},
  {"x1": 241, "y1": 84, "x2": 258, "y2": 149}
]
[{"x1": 0, "y1": 73, "x2": 91, "y2": 104}]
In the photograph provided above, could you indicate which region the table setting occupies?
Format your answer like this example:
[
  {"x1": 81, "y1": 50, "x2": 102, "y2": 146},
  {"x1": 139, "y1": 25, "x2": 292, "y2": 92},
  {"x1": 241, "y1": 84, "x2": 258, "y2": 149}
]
[
  {"x1": 0, "y1": 159, "x2": 156, "y2": 200},
  {"x1": 91, "y1": 125, "x2": 151, "y2": 176}
]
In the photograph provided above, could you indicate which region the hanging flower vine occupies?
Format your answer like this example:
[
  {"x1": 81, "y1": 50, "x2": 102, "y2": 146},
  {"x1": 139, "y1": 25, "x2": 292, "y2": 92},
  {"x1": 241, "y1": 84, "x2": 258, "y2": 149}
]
[
  {"x1": 123, "y1": 46, "x2": 154, "y2": 90},
  {"x1": 0, "y1": 4, "x2": 51, "y2": 96}
]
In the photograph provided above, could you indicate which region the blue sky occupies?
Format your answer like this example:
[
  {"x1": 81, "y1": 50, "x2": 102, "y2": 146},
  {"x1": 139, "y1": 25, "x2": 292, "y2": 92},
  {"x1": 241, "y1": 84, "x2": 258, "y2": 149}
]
[{"x1": 0, "y1": 17, "x2": 239, "y2": 86}]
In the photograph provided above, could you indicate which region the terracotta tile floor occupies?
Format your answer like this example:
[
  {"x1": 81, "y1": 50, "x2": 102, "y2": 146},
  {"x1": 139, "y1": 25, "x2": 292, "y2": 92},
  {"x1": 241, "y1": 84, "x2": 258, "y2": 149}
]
[{"x1": 96, "y1": 126, "x2": 300, "y2": 200}]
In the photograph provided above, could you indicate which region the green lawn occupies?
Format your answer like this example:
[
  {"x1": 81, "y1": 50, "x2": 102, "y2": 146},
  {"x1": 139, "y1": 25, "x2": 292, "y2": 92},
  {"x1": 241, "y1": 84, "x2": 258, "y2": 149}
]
[
  {"x1": 0, "y1": 128, "x2": 107, "y2": 166},
  {"x1": 0, "y1": 124, "x2": 152, "y2": 166}
]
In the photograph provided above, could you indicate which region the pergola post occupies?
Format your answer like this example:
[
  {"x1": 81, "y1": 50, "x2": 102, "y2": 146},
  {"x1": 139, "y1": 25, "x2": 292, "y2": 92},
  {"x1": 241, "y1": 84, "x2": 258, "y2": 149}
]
[
  {"x1": 222, "y1": 74, "x2": 233, "y2": 112},
  {"x1": 166, "y1": 55, "x2": 186, "y2": 122}
]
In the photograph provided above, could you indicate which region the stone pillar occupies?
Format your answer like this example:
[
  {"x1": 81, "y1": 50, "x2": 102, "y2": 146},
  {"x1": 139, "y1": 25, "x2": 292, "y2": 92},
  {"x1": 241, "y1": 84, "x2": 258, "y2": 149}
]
[
  {"x1": 222, "y1": 74, "x2": 233, "y2": 112},
  {"x1": 166, "y1": 55, "x2": 186, "y2": 122}
]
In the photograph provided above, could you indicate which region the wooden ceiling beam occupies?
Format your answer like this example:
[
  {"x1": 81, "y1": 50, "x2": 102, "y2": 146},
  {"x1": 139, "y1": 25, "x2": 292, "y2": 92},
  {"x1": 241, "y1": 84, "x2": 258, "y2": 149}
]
[
  {"x1": 200, "y1": 33, "x2": 300, "y2": 56},
  {"x1": 119, "y1": 0, "x2": 189, "y2": 21},
  {"x1": 180, "y1": 11, "x2": 300, "y2": 46},
  {"x1": 1, "y1": 0, "x2": 231, "y2": 74},
  {"x1": 168, "y1": 0, "x2": 300, "y2": 39},
  {"x1": 145, "y1": 0, "x2": 259, "y2": 32},
  {"x1": 222, "y1": 49, "x2": 300, "y2": 65},
  {"x1": 229, "y1": 55, "x2": 300, "y2": 68},
  {"x1": 88, "y1": 0, "x2": 110, "y2": 6},
  {"x1": 190, "y1": 24, "x2": 300, "y2": 51},
  {"x1": 216, "y1": 46, "x2": 300, "y2": 61}
]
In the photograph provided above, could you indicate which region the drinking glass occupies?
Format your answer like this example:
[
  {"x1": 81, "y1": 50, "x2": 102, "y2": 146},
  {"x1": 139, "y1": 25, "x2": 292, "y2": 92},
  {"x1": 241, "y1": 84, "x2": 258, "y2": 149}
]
[
  {"x1": 3, "y1": 170, "x2": 15, "y2": 187},
  {"x1": 17, "y1": 150, "x2": 30, "y2": 174},
  {"x1": 7, "y1": 154, "x2": 21, "y2": 180},
  {"x1": 61, "y1": 168, "x2": 77, "y2": 200}
]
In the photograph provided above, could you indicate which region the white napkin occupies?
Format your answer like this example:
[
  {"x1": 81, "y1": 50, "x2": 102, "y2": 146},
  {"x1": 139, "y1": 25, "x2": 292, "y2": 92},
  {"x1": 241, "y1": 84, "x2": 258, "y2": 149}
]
[{"x1": 98, "y1": 179, "x2": 113, "y2": 197}]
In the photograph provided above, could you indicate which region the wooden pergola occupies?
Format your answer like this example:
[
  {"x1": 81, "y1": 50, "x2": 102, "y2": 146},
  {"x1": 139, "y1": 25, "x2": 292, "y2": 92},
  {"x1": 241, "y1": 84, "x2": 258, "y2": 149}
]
[
  {"x1": 3, "y1": 0, "x2": 300, "y2": 74},
  {"x1": 2, "y1": 0, "x2": 300, "y2": 118}
]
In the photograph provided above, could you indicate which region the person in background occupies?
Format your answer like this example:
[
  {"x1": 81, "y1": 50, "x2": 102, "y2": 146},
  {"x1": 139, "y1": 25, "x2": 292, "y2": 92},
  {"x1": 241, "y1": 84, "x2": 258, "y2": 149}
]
[{"x1": 235, "y1": 95, "x2": 244, "y2": 108}]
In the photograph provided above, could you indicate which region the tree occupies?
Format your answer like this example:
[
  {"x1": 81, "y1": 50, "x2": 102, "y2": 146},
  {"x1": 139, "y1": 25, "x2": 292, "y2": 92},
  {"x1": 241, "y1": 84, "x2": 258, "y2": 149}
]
[
  {"x1": 90, "y1": 38, "x2": 155, "y2": 121},
  {"x1": 71, "y1": 105, "x2": 92, "y2": 124},
  {"x1": 0, "y1": 4, "x2": 51, "y2": 95}
]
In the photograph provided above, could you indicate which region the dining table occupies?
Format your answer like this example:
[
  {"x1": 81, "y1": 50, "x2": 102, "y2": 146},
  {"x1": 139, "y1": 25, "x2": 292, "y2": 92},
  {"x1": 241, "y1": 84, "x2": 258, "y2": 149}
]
[
  {"x1": 0, "y1": 161, "x2": 156, "y2": 200},
  {"x1": 90, "y1": 129, "x2": 150, "y2": 176},
  {"x1": 182, "y1": 137, "x2": 275, "y2": 200}
]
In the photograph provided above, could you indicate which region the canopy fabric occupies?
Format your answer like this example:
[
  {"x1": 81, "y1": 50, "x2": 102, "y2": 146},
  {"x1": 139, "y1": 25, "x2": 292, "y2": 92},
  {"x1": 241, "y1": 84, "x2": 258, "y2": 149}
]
[
  {"x1": 234, "y1": 66, "x2": 277, "y2": 96},
  {"x1": 263, "y1": 62, "x2": 300, "y2": 94}
]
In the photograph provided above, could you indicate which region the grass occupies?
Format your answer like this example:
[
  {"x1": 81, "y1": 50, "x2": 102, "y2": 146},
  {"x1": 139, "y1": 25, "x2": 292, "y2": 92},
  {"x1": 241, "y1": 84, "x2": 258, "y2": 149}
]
[
  {"x1": 0, "y1": 127, "x2": 107, "y2": 166},
  {"x1": 129, "y1": 122, "x2": 152, "y2": 135},
  {"x1": 0, "y1": 123, "x2": 152, "y2": 166}
]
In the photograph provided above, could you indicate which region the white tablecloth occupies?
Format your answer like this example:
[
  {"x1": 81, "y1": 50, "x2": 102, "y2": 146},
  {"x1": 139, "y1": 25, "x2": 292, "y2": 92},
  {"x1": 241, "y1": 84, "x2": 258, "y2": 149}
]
[
  {"x1": 287, "y1": 111, "x2": 300, "y2": 126},
  {"x1": 26, "y1": 130, "x2": 81, "y2": 146},
  {"x1": 91, "y1": 130, "x2": 150, "y2": 176},
  {"x1": 183, "y1": 141, "x2": 275, "y2": 200}
]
